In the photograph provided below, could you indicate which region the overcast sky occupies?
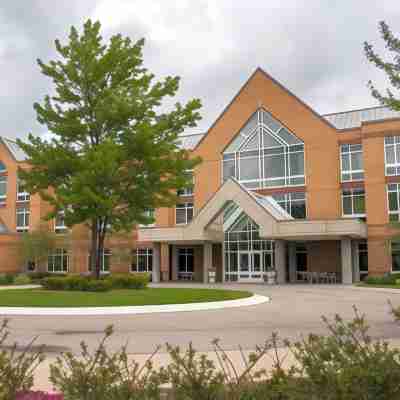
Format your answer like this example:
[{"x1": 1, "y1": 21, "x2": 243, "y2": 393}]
[{"x1": 0, "y1": 1, "x2": 399, "y2": 139}]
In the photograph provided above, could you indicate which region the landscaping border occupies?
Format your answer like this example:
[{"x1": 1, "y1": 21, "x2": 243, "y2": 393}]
[{"x1": 0, "y1": 294, "x2": 269, "y2": 315}]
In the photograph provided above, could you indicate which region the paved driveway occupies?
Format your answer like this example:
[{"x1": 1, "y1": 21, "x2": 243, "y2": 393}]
[{"x1": 2, "y1": 283, "x2": 400, "y2": 354}]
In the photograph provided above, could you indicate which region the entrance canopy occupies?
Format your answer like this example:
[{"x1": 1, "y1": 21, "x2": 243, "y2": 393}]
[{"x1": 138, "y1": 179, "x2": 367, "y2": 243}]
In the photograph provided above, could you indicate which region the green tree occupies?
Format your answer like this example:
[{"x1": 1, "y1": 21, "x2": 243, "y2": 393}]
[
  {"x1": 17, "y1": 20, "x2": 201, "y2": 279},
  {"x1": 364, "y1": 21, "x2": 400, "y2": 110}
]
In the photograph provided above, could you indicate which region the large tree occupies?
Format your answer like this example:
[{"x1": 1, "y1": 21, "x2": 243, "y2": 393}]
[
  {"x1": 18, "y1": 20, "x2": 201, "y2": 279},
  {"x1": 364, "y1": 21, "x2": 400, "y2": 110}
]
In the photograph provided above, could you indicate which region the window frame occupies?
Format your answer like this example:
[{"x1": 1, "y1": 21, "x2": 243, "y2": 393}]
[
  {"x1": 16, "y1": 206, "x2": 30, "y2": 232},
  {"x1": 341, "y1": 188, "x2": 366, "y2": 218},
  {"x1": 391, "y1": 241, "x2": 400, "y2": 273},
  {"x1": 175, "y1": 202, "x2": 194, "y2": 225},
  {"x1": 177, "y1": 169, "x2": 194, "y2": 197},
  {"x1": 384, "y1": 136, "x2": 400, "y2": 176},
  {"x1": 16, "y1": 177, "x2": 30, "y2": 202},
  {"x1": 387, "y1": 183, "x2": 400, "y2": 222},
  {"x1": 47, "y1": 248, "x2": 69, "y2": 273},
  {"x1": 0, "y1": 175, "x2": 7, "y2": 203},
  {"x1": 88, "y1": 248, "x2": 112, "y2": 274},
  {"x1": 340, "y1": 143, "x2": 364, "y2": 182},
  {"x1": 272, "y1": 192, "x2": 307, "y2": 219},
  {"x1": 54, "y1": 210, "x2": 67, "y2": 233},
  {"x1": 131, "y1": 248, "x2": 153, "y2": 273}
]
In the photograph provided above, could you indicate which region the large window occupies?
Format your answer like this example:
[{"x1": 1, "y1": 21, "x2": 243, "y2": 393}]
[
  {"x1": 342, "y1": 188, "x2": 365, "y2": 217},
  {"x1": 224, "y1": 213, "x2": 274, "y2": 282},
  {"x1": 178, "y1": 248, "x2": 194, "y2": 280},
  {"x1": 223, "y1": 109, "x2": 305, "y2": 189},
  {"x1": 88, "y1": 249, "x2": 111, "y2": 273},
  {"x1": 0, "y1": 162, "x2": 6, "y2": 173},
  {"x1": 272, "y1": 192, "x2": 306, "y2": 219},
  {"x1": 340, "y1": 144, "x2": 364, "y2": 182},
  {"x1": 16, "y1": 206, "x2": 30, "y2": 232},
  {"x1": 392, "y1": 241, "x2": 400, "y2": 272},
  {"x1": 385, "y1": 136, "x2": 400, "y2": 176},
  {"x1": 387, "y1": 183, "x2": 400, "y2": 222},
  {"x1": 0, "y1": 176, "x2": 6, "y2": 203},
  {"x1": 16, "y1": 177, "x2": 30, "y2": 202},
  {"x1": 48, "y1": 248, "x2": 69, "y2": 273},
  {"x1": 177, "y1": 170, "x2": 194, "y2": 197},
  {"x1": 131, "y1": 248, "x2": 153, "y2": 273},
  {"x1": 176, "y1": 203, "x2": 193, "y2": 225}
]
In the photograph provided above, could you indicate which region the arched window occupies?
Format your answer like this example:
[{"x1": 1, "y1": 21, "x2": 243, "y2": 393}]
[
  {"x1": 0, "y1": 162, "x2": 6, "y2": 173},
  {"x1": 222, "y1": 109, "x2": 305, "y2": 189}
]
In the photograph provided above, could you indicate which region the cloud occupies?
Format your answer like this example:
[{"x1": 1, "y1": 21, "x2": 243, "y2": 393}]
[{"x1": 0, "y1": 1, "x2": 399, "y2": 139}]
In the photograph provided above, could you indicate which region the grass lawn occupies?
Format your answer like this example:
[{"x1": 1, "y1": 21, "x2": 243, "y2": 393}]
[{"x1": 0, "y1": 288, "x2": 252, "y2": 307}]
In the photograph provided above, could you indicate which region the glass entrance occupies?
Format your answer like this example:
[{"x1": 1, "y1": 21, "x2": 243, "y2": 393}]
[{"x1": 238, "y1": 251, "x2": 263, "y2": 281}]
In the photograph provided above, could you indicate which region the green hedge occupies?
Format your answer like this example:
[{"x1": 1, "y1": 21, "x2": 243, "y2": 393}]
[
  {"x1": 364, "y1": 273, "x2": 400, "y2": 285},
  {"x1": 42, "y1": 273, "x2": 149, "y2": 292},
  {"x1": 0, "y1": 274, "x2": 32, "y2": 286}
]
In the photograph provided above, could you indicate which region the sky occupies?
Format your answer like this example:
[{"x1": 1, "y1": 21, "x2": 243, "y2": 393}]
[{"x1": 0, "y1": 0, "x2": 399, "y2": 140}]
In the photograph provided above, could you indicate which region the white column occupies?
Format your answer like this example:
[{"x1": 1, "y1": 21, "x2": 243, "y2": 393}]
[
  {"x1": 203, "y1": 242, "x2": 212, "y2": 283},
  {"x1": 152, "y1": 243, "x2": 161, "y2": 283},
  {"x1": 352, "y1": 240, "x2": 360, "y2": 283},
  {"x1": 288, "y1": 242, "x2": 297, "y2": 283},
  {"x1": 341, "y1": 238, "x2": 353, "y2": 284},
  {"x1": 275, "y1": 240, "x2": 286, "y2": 284},
  {"x1": 171, "y1": 246, "x2": 178, "y2": 281}
]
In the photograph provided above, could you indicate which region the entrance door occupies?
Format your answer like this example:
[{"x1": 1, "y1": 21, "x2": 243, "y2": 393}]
[{"x1": 238, "y1": 251, "x2": 263, "y2": 282}]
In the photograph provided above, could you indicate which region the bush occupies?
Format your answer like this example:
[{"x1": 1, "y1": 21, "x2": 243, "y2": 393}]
[
  {"x1": 41, "y1": 277, "x2": 70, "y2": 291},
  {"x1": 86, "y1": 279, "x2": 112, "y2": 292},
  {"x1": 14, "y1": 274, "x2": 32, "y2": 285},
  {"x1": 0, "y1": 320, "x2": 45, "y2": 399},
  {"x1": 27, "y1": 272, "x2": 53, "y2": 283},
  {"x1": 108, "y1": 273, "x2": 150, "y2": 289},
  {"x1": 0, "y1": 274, "x2": 15, "y2": 285},
  {"x1": 364, "y1": 273, "x2": 400, "y2": 285}
]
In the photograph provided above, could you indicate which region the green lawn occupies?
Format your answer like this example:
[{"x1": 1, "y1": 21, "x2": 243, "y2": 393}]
[
  {"x1": 0, "y1": 288, "x2": 252, "y2": 307},
  {"x1": 357, "y1": 283, "x2": 400, "y2": 289}
]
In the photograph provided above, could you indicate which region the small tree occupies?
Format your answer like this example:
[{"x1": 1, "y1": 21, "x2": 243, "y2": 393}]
[
  {"x1": 19, "y1": 226, "x2": 57, "y2": 272},
  {"x1": 364, "y1": 21, "x2": 400, "y2": 111},
  {"x1": 18, "y1": 20, "x2": 201, "y2": 279}
]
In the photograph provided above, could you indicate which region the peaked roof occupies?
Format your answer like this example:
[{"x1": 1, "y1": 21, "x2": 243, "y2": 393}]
[{"x1": 0, "y1": 137, "x2": 27, "y2": 161}]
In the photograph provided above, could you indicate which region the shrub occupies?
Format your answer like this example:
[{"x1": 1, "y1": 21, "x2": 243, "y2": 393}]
[
  {"x1": 27, "y1": 272, "x2": 53, "y2": 283},
  {"x1": 364, "y1": 273, "x2": 400, "y2": 285},
  {"x1": 108, "y1": 273, "x2": 150, "y2": 289},
  {"x1": 41, "y1": 277, "x2": 69, "y2": 291},
  {"x1": 16, "y1": 391, "x2": 63, "y2": 399},
  {"x1": 49, "y1": 326, "x2": 165, "y2": 400},
  {"x1": 86, "y1": 279, "x2": 112, "y2": 292},
  {"x1": 0, "y1": 273, "x2": 15, "y2": 285},
  {"x1": 0, "y1": 320, "x2": 45, "y2": 399},
  {"x1": 14, "y1": 274, "x2": 32, "y2": 285}
]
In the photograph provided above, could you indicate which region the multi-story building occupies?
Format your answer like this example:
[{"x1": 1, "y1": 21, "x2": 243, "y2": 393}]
[{"x1": 2, "y1": 68, "x2": 400, "y2": 284}]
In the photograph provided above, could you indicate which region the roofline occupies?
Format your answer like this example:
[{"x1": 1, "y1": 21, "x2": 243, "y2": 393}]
[
  {"x1": 0, "y1": 137, "x2": 19, "y2": 162},
  {"x1": 192, "y1": 67, "x2": 337, "y2": 151},
  {"x1": 322, "y1": 104, "x2": 387, "y2": 117}
]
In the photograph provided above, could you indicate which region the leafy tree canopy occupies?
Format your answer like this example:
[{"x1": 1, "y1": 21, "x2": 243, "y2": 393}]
[{"x1": 17, "y1": 20, "x2": 202, "y2": 277}]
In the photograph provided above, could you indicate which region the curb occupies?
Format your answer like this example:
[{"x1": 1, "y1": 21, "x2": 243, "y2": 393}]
[{"x1": 0, "y1": 294, "x2": 270, "y2": 316}]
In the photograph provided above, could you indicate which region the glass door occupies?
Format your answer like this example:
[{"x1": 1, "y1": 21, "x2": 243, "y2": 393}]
[{"x1": 238, "y1": 251, "x2": 263, "y2": 282}]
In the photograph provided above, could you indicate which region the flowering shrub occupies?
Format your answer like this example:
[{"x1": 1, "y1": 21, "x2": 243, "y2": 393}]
[{"x1": 16, "y1": 391, "x2": 63, "y2": 400}]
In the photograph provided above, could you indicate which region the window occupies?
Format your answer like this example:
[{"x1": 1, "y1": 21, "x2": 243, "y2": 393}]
[
  {"x1": 178, "y1": 248, "x2": 194, "y2": 279},
  {"x1": 139, "y1": 209, "x2": 155, "y2": 227},
  {"x1": 16, "y1": 206, "x2": 30, "y2": 231},
  {"x1": 88, "y1": 249, "x2": 111, "y2": 273},
  {"x1": 224, "y1": 212, "x2": 274, "y2": 282},
  {"x1": 392, "y1": 241, "x2": 400, "y2": 272},
  {"x1": 385, "y1": 136, "x2": 400, "y2": 176},
  {"x1": 272, "y1": 192, "x2": 306, "y2": 219},
  {"x1": 0, "y1": 176, "x2": 6, "y2": 203},
  {"x1": 48, "y1": 248, "x2": 69, "y2": 273},
  {"x1": 177, "y1": 170, "x2": 194, "y2": 196},
  {"x1": 223, "y1": 109, "x2": 305, "y2": 189},
  {"x1": 131, "y1": 248, "x2": 153, "y2": 273},
  {"x1": 342, "y1": 188, "x2": 366, "y2": 217},
  {"x1": 0, "y1": 162, "x2": 6, "y2": 173},
  {"x1": 176, "y1": 202, "x2": 193, "y2": 225},
  {"x1": 387, "y1": 183, "x2": 400, "y2": 222},
  {"x1": 16, "y1": 178, "x2": 30, "y2": 202},
  {"x1": 340, "y1": 144, "x2": 364, "y2": 181},
  {"x1": 359, "y1": 241, "x2": 368, "y2": 279},
  {"x1": 54, "y1": 211, "x2": 67, "y2": 233}
]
